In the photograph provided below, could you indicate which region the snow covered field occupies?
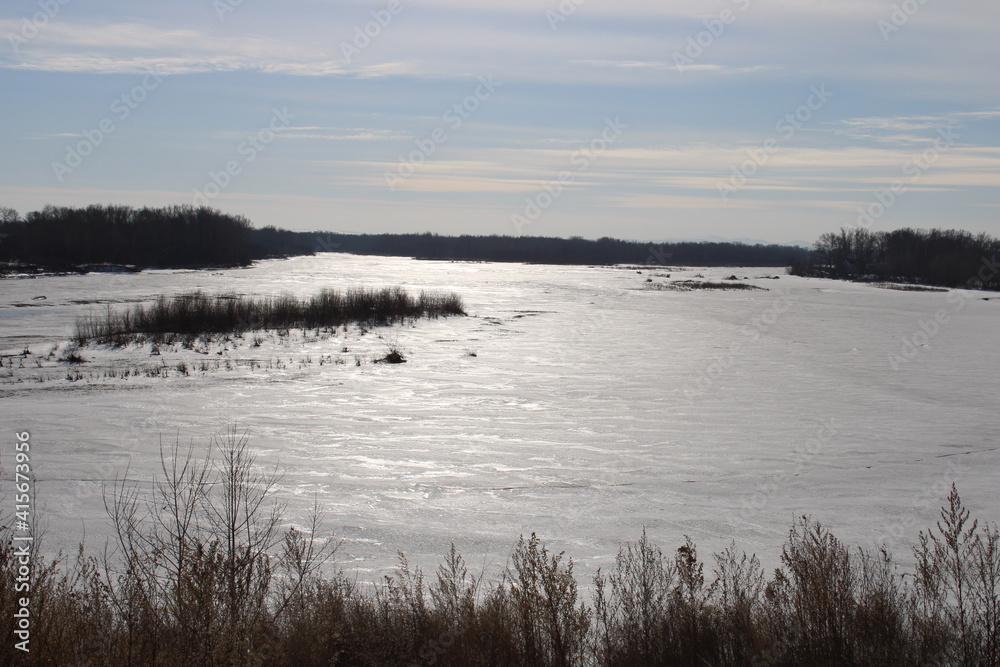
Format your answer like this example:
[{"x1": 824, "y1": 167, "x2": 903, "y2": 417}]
[{"x1": 2, "y1": 254, "x2": 998, "y2": 583}]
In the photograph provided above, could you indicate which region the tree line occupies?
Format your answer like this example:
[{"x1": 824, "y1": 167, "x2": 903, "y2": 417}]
[
  {"x1": 0, "y1": 203, "x2": 812, "y2": 271},
  {"x1": 790, "y1": 227, "x2": 1000, "y2": 289},
  {"x1": 306, "y1": 232, "x2": 809, "y2": 267},
  {"x1": 0, "y1": 204, "x2": 256, "y2": 270}
]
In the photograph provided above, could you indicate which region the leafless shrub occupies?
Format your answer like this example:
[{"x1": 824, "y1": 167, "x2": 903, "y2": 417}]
[{"x1": 2, "y1": 444, "x2": 998, "y2": 667}]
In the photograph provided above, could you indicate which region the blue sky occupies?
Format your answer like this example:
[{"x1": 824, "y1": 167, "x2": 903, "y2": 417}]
[{"x1": 1, "y1": 0, "x2": 997, "y2": 244}]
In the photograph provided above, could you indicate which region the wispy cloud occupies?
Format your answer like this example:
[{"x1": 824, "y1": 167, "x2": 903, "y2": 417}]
[
  {"x1": 284, "y1": 128, "x2": 411, "y2": 141},
  {"x1": 0, "y1": 20, "x2": 419, "y2": 77},
  {"x1": 834, "y1": 110, "x2": 1000, "y2": 145}
]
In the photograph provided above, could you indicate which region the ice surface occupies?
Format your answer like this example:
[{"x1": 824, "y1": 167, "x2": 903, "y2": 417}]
[{"x1": 2, "y1": 255, "x2": 998, "y2": 584}]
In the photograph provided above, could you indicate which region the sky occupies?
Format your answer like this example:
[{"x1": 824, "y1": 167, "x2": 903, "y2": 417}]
[{"x1": 0, "y1": 0, "x2": 997, "y2": 245}]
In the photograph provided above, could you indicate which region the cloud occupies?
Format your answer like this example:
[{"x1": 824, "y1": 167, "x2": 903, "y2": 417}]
[
  {"x1": 2, "y1": 1, "x2": 995, "y2": 93},
  {"x1": 833, "y1": 110, "x2": 1000, "y2": 145},
  {"x1": 0, "y1": 20, "x2": 418, "y2": 77},
  {"x1": 301, "y1": 137, "x2": 1000, "y2": 209},
  {"x1": 283, "y1": 128, "x2": 412, "y2": 141}
]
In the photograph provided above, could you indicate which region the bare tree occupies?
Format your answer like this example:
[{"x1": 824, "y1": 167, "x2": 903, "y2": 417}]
[{"x1": 101, "y1": 426, "x2": 338, "y2": 663}]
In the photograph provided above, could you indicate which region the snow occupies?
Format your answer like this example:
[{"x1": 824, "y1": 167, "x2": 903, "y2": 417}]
[{"x1": 2, "y1": 254, "x2": 998, "y2": 584}]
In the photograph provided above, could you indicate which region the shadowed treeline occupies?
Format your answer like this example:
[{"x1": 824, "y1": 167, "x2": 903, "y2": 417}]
[
  {"x1": 791, "y1": 227, "x2": 1000, "y2": 290},
  {"x1": 0, "y1": 204, "x2": 811, "y2": 272},
  {"x1": 0, "y1": 204, "x2": 255, "y2": 270},
  {"x1": 5, "y1": 207, "x2": 997, "y2": 283},
  {"x1": 310, "y1": 233, "x2": 810, "y2": 267},
  {"x1": 1, "y1": 430, "x2": 997, "y2": 666}
]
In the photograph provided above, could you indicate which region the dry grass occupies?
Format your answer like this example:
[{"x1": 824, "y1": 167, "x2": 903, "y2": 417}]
[
  {"x1": 645, "y1": 280, "x2": 766, "y2": 292},
  {"x1": 2, "y1": 431, "x2": 998, "y2": 666},
  {"x1": 868, "y1": 282, "x2": 950, "y2": 293},
  {"x1": 74, "y1": 287, "x2": 466, "y2": 346}
]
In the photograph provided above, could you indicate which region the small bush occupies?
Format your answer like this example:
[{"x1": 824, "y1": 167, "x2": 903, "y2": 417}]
[
  {"x1": 375, "y1": 349, "x2": 406, "y2": 364},
  {"x1": 58, "y1": 348, "x2": 87, "y2": 364}
]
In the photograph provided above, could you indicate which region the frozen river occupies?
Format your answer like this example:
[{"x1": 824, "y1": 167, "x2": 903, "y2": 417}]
[{"x1": 2, "y1": 254, "x2": 998, "y2": 582}]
